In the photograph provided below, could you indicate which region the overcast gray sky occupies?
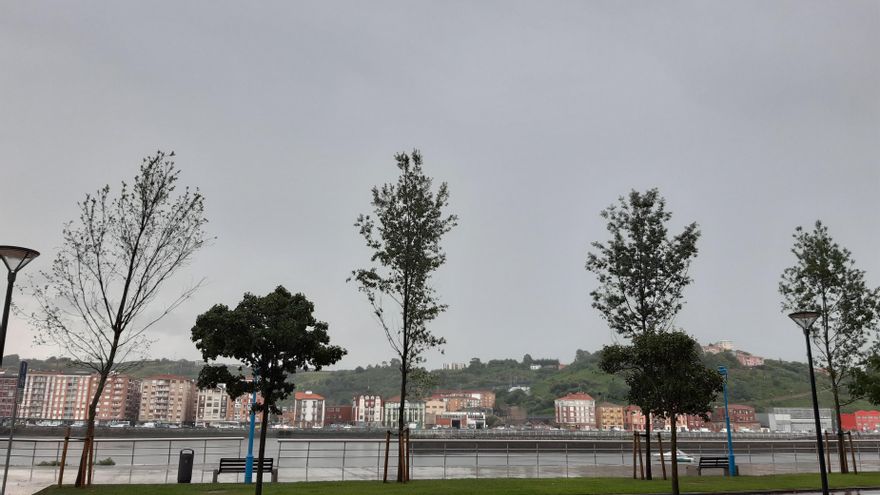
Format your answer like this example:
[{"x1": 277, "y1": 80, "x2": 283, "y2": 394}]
[{"x1": 2, "y1": 1, "x2": 879, "y2": 370}]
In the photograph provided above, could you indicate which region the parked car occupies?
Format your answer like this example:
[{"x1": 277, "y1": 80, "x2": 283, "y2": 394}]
[{"x1": 652, "y1": 450, "x2": 695, "y2": 463}]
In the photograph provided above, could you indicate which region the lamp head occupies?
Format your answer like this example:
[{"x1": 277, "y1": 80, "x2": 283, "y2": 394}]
[
  {"x1": 788, "y1": 311, "x2": 821, "y2": 332},
  {"x1": 0, "y1": 246, "x2": 40, "y2": 274}
]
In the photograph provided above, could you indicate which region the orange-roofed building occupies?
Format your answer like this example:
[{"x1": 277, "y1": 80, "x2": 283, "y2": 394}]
[{"x1": 292, "y1": 390, "x2": 325, "y2": 428}]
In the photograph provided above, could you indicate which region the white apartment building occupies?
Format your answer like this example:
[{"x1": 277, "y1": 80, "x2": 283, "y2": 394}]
[{"x1": 353, "y1": 394, "x2": 383, "y2": 426}]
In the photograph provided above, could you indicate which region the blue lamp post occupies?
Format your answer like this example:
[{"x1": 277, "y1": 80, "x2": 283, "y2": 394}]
[
  {"x1": 718, "y1": 366, "x2": 737, "y2": 476},
  {"x1": 244, "y1": 386, "x2": 257, "y2": 483}
]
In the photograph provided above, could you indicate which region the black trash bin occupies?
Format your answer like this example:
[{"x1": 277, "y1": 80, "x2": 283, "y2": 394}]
[{"x1": 177, "y1": 449, "x2": 194, "y2": 483}]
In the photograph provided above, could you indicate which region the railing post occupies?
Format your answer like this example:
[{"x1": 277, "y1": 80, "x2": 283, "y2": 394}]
[
  {"x1": 29, "y1": 440, "x2": 36, "y2": 481},
  {"x1": 129, "y1": 440, "x2": 136, "y2": 483},
  {"x1": 475, "y1": 440, "x2": 479, "y2": 479},
  {"x1": 565, "y1": 441, "x2": 569, "y2": 478},
  {"x1": 306, "y1": 441, "x2": 311, "y2": 482},
  {"x1": 536, "y1": 441, "x2": 540, "y2": 478},
  {"x1": 443, "y1": 441, "x2": 447, "y2": 480},
  {"x1": 341, "y1": 441, "x2": 346, "y2": 481},
  {"x1": 164, "y1": 440, "x2": 172, "y2": 483}
]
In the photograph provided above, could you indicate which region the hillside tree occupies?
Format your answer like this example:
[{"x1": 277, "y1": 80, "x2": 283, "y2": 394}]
[
  {"x1": 586, "y1": 188, "x2": 700, "y2": 479},
  {"x1": 780, "y1": 221, "x2": 880, "y2": 472},
  {"x1": 350, "y1": 150, "x2": 457, "y2": 482},
  {"x1": 29, "y1": 151, "x2": 208, "y2": 486},
  {"x1": 192, "y1": 286, "x2": 346, "y2": 495},
  {"x1": 601, "y1": 331, "x2": 722, "y2": 495}
]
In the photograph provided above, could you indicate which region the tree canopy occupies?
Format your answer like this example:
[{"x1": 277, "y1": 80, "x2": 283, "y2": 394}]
[
  {"x1": 780, "y1": 220, "x2": 880, "y2": 472},
  {"x1": 192, "y1": 286, "x2": 346, "y2": 495},
  {"x1": 586, "y1": 189, "x2": 700, "y2": 338}
]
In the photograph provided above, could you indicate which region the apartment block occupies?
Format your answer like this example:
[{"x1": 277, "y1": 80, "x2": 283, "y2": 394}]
[
  {"x1": 93, "y1": 373, "x2": 141, "y2": 423},
  {"x1": 554, "y1": 392, "x2": 595, "y2": 429},
  {"x1": 596, "y1": 402, "x2": 625, "y2": 430},
  {"x1": 139, "y1": 375, "x2": 196, "y2": 425},
  {"x1": 0, "y1": 375, "x2": 18, "y2": 419},
  {"x1": 292, "y1": 391, "x2": 325, "y2": 428},
  {"x1": 196, "y1": 384, "x2": 229, "y2": 425},
  {"x1": 20, "y1": 371, "x2": 93, "y2": 421},
  {"x1": 353, "y1": 394, "x2": 383, "y2": 426},
  {"x1": 383, "y1": 397, "x2": 426, "y2": 429}
]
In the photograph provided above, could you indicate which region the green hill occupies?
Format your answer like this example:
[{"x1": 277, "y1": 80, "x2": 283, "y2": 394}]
[{"x1": 2, "y1": 349, "x2": 873, "y2": 415}]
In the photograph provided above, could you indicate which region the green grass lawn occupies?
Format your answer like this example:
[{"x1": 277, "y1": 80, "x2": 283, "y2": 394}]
[{"x1": 34, "y1": 473, "x2": 880, "y2": 495}]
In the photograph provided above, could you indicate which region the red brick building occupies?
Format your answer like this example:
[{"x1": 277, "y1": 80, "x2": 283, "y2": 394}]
[
  {"x1": 0, "y1": 375, "x2": 18, "y2": 419},
  {"x1": 93, "y1": 373, "x2": 141, "y2": 423},
  {"x1": 709, "y1": 404, "x2": 760, "y2": 432},
  {"x1": 325, "y1": 405, "x2": 353, "y2": 425}
]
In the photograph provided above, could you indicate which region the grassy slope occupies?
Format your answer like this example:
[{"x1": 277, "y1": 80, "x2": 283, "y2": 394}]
[{"x1": 36, "y1": 473, "x2": 880, "y2": 495}]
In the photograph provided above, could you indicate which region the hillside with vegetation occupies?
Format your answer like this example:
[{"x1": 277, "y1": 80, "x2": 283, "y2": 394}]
[{"x1": 2, "y1": 348, "x2": 872, "y2": 415}]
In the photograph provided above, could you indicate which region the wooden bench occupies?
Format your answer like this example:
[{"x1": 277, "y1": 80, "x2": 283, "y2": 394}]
[
  {"x1": 212, "y1": 457, "x2": 278, "y2": 483},
  {"x1": 697, "y1": 456, "x2": 730, "y2": 476}
]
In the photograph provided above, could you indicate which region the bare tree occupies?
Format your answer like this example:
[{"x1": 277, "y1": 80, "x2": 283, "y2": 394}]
[{"x1": 28, "y1": 151, "x2": 208, "y2": 486}]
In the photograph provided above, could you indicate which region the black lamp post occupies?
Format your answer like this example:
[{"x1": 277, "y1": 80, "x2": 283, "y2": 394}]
[
  {"x1": 0, "y1": 246, "x2": 40, "y2": 368},
  {"x1": 789, "y1": 310, "x2": 828, "y2": 495}
]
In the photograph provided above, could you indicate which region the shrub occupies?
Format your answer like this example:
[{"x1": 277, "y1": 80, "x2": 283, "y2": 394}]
[{"x1": 96, "y1": 457, "x2": 115, "y2": 466}]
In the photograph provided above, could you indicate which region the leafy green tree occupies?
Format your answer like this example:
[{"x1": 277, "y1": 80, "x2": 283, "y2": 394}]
[
  {"x1": 351, "y1": 150, "x2": 457, "y2": 482},
  {"x1": 586, "y1": 188, "x2": 700, "y2": 479},
  {"x1": 29, "y1": 151, "x2": 208, "y2": 487},
  {"x1": 601, "y1": 332, "x2": 722, "y2": 495},
  {"x1": 850, "y1": 354, "x2": 880, "y2": 405},
  {"x1": 780, "y1": 221, "x2": 880, "y2": 472},
  {"x1": 192, "y1": 286, "x2": 346, "y2": 495}
]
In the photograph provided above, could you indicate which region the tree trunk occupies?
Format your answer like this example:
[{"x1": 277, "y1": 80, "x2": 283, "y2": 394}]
[
  {"x1": 644, "y1": 414, "x2": 652, "y2": 480},
  {"x1": 670, "y1": 414, "x2": 679, "y2": 495},
  {"x1": 255, "y1": 404, "x2": 270, "y2": 495},
  {"x1": 75, "y1": 370, "x2": 110, "y2": 487},
  {"x1": 397, "y1": 367, "x2": 407, "y2": 483},
  {"x1": 831, "y1": 381, "x2": 848, "y2": 473}
]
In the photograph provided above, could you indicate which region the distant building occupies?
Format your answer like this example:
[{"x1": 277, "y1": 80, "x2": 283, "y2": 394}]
[
  {"x1": 702, "y1": 340, "x2": 734, "y2": 354},
  {"x1": 758, "y1": 407, "x2": 833, "y2": 433},
  {"x1": 624, "y1": 405, "x2": 646, "y2": 432},
  {"x1": 196, "y1": 384, "x2": 229, "y2": 426},
  {"x1": 138, "y1": 375, "x2": 196, "y2": 425},
  {"x1": 292, "y1": 391, "x2": 325, "y2": 428},
  {"x1": 20, "y1": 371, "x2": 93, "y2": 421},
  {"x1": 353, "y1": 394, "x2": 383, "y2": 426},
  {"x1": 430, "y1": 390, "x2": 495, "y2": 409},
  {"x1": 735, "y1": 351, "x2": 765, "y2": 367},
  {"x1": 424, "y1": 398, "x2": 446, "y2": 426},
  {"x1": 709, "y1": 404, "x2": 760, "y2": 432},
  {"x1": 0, "y1": 375, "x2": 17, "y2": 419},
  {"x1": 554, "y1": 392, "x2": 595, "y2": 429},
  {"x1": 841, "y1": 410, "x2": 880, "y2": 432},
  {"x1": 93, "y1": 373, "x2": 141, "y2": 423},
  {"x1": 435, "y1": 411, "x2": 485, "y2": 429},
  {"x1": 383, "y1": 397, "x2": 426, "y2": 429},
  {"x1": 325, "y1": 405, "x2": 353, "y2": 425},
  {"x1": 442, "y1": 363, "x2": 467, "y2": 371},
  {"x1": 508, "y1": 385, "x2": 531, "y2": 394},
  {"x1": 227, "y1": 389, "x2": 262, "y2": 423},
  {"x1": 596, "y1": 402, "x2": 625, "y2": 430}
]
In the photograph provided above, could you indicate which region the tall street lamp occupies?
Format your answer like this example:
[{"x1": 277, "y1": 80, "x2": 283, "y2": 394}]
[
  {"x1": 789, "y1": 310, "x2": 829, "y2": 495},
  {"x1": 717, "y1": 366, "x2": 737, "y2": 476},
  {"x1": 0, "y1": 246, "x2": 40, "y2": 367}
]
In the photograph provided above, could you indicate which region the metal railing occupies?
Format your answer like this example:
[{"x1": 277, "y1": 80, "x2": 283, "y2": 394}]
[{"x1": 2, "y1": 435, "x2": 879, "y2": 484}]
